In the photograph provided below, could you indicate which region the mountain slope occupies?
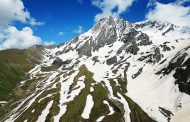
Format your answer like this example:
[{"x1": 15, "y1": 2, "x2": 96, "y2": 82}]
[
  {"x1": 1, "y1": 17, "x2": 190, "y2": 122},
  {"x1": 0, "y1": 46, "x2": 44, "y2": 117}
]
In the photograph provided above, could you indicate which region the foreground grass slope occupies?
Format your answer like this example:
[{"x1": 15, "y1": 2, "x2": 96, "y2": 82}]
[
  {"x1": 0, "y1": 47, "x2": 43, "y2": 117},
  {"x1": 0, "y1": 47, "x2": 43, "y2": 101},
  {"x1": 0, "y1": 49, "x2": 31, "y2": 101}
]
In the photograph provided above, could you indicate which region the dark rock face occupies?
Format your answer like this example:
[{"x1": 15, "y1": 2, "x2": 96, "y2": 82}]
[
  {"x1": 52, "y1": 57, "x2": 64, "y2": 67},
  {"x1": 62, "y1": 60, "x2": 72, "y2": 65},
  {"x1": 137, "y1": 33, "x2": 152, "y2": 46},
  {"x1": 92, "y1": 56, "x2": 100, "y2": 65},
  {"x1": 156, "y1": 46, "x2": 190, "y2": 95},
  {"x1": 135, "y1": 21, "x2": 161, "y2": 29},
  {"x1": 77, "y1": 37, "x2": 93, "y2": 56},
  {"x1": 92, "y1": 17, "x2": 117, "y2": 47},
  {"x1": 135, "y1": 21, "x2": 173, "y2": 31},
  {"x1": 121, "y1": 28, "x2": 138, "y2": 43},
  {"x1": 115, "y1": 17, "x2": 127, "y2": 35},
  {"x1": 56, "y1": 37, "x2": 79, "y2": 55},
  {"x1": 118, "y1": 27, "x2": 152, "y2": 55},
  {"x1": 117, "y1": 44, "x2": 127, "y2": 54},
  {"x1": 77, "y1": 17, "x2": 118, "y2": 56},
  {"x1": 106, "y1": 56, "x2": 117, "y2": 65},
  {"x1": 160, "y1": 44, "x2": 171, "y2": 52},
  {"x1": 132, "y1": 67, "x2": 143, "y2": 79},
  {"x1": 55, "y1": 45, "x2": 73, "y2": 56},
  {"x1": 173, "y1": 57, "x2": 190, "y2": 95},
  {"x1": 159, "y1": 107, "x2": 173, "y2": 121},
  {"x1": 126, "y1": 41, "x2": 140, "y2": 55},
  {"x1": 138, "y1": 46, "x2": 163, "y2": 64},
  {"x1": 156, "y1": 52, "x2": 187, "y2": 76},
  {"x1": 92, "y1": 16, "x2": 115, "y2": 32},
  {"x1": 124, "y1": 63, "x2": 130, "y2": 80},
  {"x1": 162, "y1": 25, "x2": 174, "y2": 36},
  {"x1": 153, "y1": 47, "x2": 162, "y2": 63},
  {"x1": 93, "y1": 27, "x2": 117, "y2": 52}
]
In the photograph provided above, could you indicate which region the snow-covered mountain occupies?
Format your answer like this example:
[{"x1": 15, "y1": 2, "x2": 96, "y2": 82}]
[{"x1": 1, "y1": 16, "x2": 190, "y2": 122}]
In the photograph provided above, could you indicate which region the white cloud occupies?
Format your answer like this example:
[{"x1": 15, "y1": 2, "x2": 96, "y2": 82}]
[
  {"x1": 43, "y1": 41, "x2": 55, "y2": 46},
  {"x1": 29, "y1": 18, "x2": 45, "y2": 26},
  {"x1": 92, "y1": 0, "x2": 135, "y2": 22},
  {"x1": 73, "y1": 26, "x2": 83, "y2": 34},
  {"x1": 175, "y1": 0, "x2": 190, "y2": 5},
  {"x1": 0, "y1": 0, "x2": 44, "y2": 50},
  {"x1": 146, "y1": 2, "x2": 190, "y2": 27},
  {"x1": 0, "y1": 26, "x2": 41, "y2": 50},
  {"x1": 58, "y1": 31, "x2": 65, "y2": 36},
  {"x1": 0, "y1": 0, "x2": 43, "y2": 27},
  {"x1": 147, "y1": 0, "x2": 156, "y2": 8}
]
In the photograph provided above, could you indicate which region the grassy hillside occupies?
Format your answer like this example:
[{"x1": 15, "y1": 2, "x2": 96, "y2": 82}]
[{"x1": 0, "y1": 47, "x2": 43, "y2": 101}]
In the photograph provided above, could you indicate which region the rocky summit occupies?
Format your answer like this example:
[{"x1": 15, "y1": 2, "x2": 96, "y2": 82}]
[{"x1": 1, "y1": 16, "x2": 190, "y2": 122}]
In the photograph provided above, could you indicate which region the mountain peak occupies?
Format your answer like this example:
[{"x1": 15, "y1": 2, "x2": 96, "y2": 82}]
[
  {"x1": 92, "y1": 16, "x2": 132, "y2": 34},
  {"x1": 98, "y1": 16, "x2": 114, "y2": 22},
  {"x1": 92, "y1": 16, "x2": 115, "y2": 32}
]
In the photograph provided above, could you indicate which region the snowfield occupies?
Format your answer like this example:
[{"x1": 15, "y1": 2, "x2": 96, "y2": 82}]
[{"x1": 81, "y1": 94, "x2": 94, "y2": 119}]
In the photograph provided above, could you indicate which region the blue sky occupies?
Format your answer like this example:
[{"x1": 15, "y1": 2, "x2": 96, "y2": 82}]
[
  {"x1": 0, "y1": 0, "x2": 189, "y2": 50},
  {"x1": 17, "y1": 0, "x2": 169, "y2": 43},
  {"x1": 21, "y1": 0, "x2": 97, "y2": 44}
]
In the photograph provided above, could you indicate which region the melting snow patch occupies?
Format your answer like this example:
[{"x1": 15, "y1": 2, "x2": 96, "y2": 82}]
[
  {"x1": 5, "y1": 91, "x2": 43, "y2": 122},
  {"x1": 54, "y1": 71, "x2": 79, "y2": 122},
  {"x1": 96, "y1": 116, "x2": 105, "y2": 122},
  {"x1": 36, "y1": 100, "x2": 53, "y2": 122},
  {"x1": 67, "y1": 76, "x2": 85, "y2": 102},
  {"x1": 31, "y1": 109, "x2": 35, "y2": 113},
  {"x1": 78, "y1": 75, "x2": 85, "y2": 81},
  {"x1": 81, "y1": 94, "x2": 94, "y2": 119},
  {"x1": 117, "y1": 93, "x2": 131, "y2": 122},
  {"x1": 38, "y1": 94, "x2": 53, "y2": 103},
  {"x1": 0, "y1": 101, "x2": 7, "y2": 104},
  {"x1": 90, "y1": 87, "x2": 94, "y2": 92}
]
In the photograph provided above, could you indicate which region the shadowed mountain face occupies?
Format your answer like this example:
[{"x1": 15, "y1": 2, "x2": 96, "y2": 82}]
[{"x1": 1, "y1": 16, "x2": 190, "y2": 122}]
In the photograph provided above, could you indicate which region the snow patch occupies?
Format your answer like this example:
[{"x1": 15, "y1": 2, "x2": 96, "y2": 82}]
[
  {"x1": 36, "y1": 100, "x2": 53, "y2": 122},
  {"x1": 81, "y1": 94, "x2": 94, "y2": 119},
  {"x1": 96, "y1": 116, "x2": 105, "y2": 122}
]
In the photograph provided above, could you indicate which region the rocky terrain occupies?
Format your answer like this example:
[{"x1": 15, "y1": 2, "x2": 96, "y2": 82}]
[{"x1": 0, "y1": 16, "x2": 190, "y2": 122}]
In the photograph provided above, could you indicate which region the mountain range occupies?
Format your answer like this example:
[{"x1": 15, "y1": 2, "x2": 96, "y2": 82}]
[{"x1": 0, "y1": 16, "x2": 190, "y2": 122}]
